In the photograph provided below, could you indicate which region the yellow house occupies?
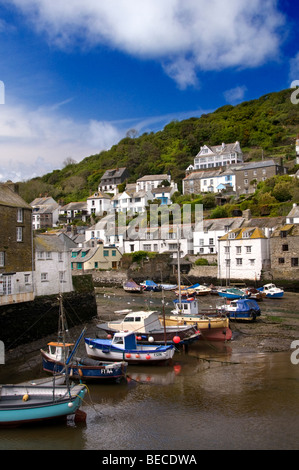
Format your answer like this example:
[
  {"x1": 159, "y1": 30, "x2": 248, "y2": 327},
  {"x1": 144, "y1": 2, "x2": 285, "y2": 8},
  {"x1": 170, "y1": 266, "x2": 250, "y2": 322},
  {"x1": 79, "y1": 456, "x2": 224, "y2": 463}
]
[{"x1": 71, "y1": 245, "x2": 122, "y2": 272}]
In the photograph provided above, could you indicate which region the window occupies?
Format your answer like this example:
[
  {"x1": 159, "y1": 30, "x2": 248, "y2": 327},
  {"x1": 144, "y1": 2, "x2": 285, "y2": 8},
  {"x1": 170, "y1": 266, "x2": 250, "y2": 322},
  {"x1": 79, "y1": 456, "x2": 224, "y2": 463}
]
[
  {"x1": 46, "y1": 252, "x2": 52, "y2": 259},
  {"x1": 71, "y1": 252, "x2": 77, "y2": 258},
  {"x1": 24, "y1": 274, "x2": 30, "y2": 284},
  {"x1": 16, "y1": 227, "x2": 23, "y2": 242},
  {"x1": 41, "y1": 273, "x2": 48, "y2": 282},
  {"x1": 112, "y1": 250, "x2": 116, "y2": 257},
  {"x1": 103, "y1": 250, "x2": 109, "y2": 257},
  {"x1": 199, "y1": 239, "x2": 204, "y2": 246},
  {"x1": 94, "y1": 262, "x2": 98, "y2": 268},
  {"x1": 236, "y1": 246, "x2": 242, "y2": 254},
  {"x1": 0, "y1": 252, "x2": 4, "y2": 267},
  {"x1": 3, "y1": 276, "x2": 12, "y2": 295},
  {"x1": 291, "y1": 258, "x2": 298, "y2": 267},
  {"x1": 278, "y1": 258, "x2": 285, "y2": 264},
  {"x1": 246, "y1": 246, "x2": 252, "y2": 253},
  {"x1": 225, "y1": 259, "x2": 230, "y2": 266},
  {"x1": 81, "y1": 251, "x2": 87, "y2": 257},
  {"x1": 249, "y1": 259, "x2": 255, "y2": 265},
  {"x1": 236, "y1": 258, "x2": 243, "y2": 265},
  {"x1": 209, "y1": 238, "x2": 214, "y2": 245},
  {"x1": 224, "y1": 246, "x2": 230, "y2": 253},
  {"x1": 17, "y1": 208, "x2": 23, "y2": 223},
  {"x1": 59, "y1": 271, "x2": 65, "y2": 282},
  {"x1": 280, "y1": 231, "x2": 287, "y2": 238},
  {"x1": 77, "y1": 263, "x2": 83, "y2": 270},
  {"x1": 58, "y1": 252, "x2": 63, "y2": 262},
  {"x1": 282, "y1": 244, "x2": 289, "y2": 252}
]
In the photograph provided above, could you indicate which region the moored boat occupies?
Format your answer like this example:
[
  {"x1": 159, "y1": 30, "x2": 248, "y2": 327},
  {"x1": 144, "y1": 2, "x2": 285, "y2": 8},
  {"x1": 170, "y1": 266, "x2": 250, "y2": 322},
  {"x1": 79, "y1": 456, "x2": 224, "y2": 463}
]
[
  {"x1": 123, "y1": 279, "x2": 143, "y2": 293},
  {"x1": 218, "y1": 287, "x2": 247, "y2": 300},
  {"x1": 217, "y1": 298, "x2": 261, "y2": 321},
  {"x1": 85, "y1": 331, "x2": 175, "y2": 365},
  {"x1": 140, "y1": 280, "x2": 162, "y2": 291},
  {"x1": 97, "y1": 310, "x2": 201, "y2": 345},
  {"x1": 163, "y1": 298, "x2": 232, "y2": 342},
  {"x1": 0, "y1": 383, "x2": 86, "y2": 428},
  {"x1": 257, "y1": 283, "x2": 284, "y2": 299}
]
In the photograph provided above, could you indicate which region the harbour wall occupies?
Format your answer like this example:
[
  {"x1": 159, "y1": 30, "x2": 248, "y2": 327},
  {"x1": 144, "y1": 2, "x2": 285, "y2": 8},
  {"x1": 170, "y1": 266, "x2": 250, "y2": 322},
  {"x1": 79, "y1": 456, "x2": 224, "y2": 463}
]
[{"x1": 0, "y1": 275, "x2": 97, "y2": 350}]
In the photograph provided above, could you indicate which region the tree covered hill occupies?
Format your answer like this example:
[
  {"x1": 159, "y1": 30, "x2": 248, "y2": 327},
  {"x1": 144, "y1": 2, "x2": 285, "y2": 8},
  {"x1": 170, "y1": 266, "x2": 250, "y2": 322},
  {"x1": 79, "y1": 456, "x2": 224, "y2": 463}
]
[{"x1": 19, "y1": 88, "x2": 299, "y2": 204}]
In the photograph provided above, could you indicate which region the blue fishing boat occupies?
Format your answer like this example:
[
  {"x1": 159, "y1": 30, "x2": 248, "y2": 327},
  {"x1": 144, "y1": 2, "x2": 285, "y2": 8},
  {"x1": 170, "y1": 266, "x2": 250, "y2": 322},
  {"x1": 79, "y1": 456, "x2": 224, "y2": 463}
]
[
  {"x1": 218, "y1": 287, "x2": 247, "y2": 300},
  {"x1": 140, "y1": 280, "x2": 162, "y2": 291},
  {"x1": 217, "y1": 298, "x2": 261, "y2": 321},
  {"x1": 85, "y1": 331, "x2": 175, "y2": 365},
  {"x1": 0, "y1": 383, "x2": 86, "y2": 427},
  {"x1": 41, "y1": 327, "x2": 127, "y2": 383},
  {"x1": 257, "y1": 283, "x2": 284, "y2": 299}
]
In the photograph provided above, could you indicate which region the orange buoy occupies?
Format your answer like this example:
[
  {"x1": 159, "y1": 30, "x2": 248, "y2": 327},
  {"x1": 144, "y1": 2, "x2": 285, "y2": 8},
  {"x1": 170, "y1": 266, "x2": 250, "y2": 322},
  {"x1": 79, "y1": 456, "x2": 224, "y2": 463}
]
[
  {"x1": 125, "y1": 353, "x2": 131, "y2": 358},
  {"x1": 173, "y1": 336, "x2": 181, "y2": 344}
]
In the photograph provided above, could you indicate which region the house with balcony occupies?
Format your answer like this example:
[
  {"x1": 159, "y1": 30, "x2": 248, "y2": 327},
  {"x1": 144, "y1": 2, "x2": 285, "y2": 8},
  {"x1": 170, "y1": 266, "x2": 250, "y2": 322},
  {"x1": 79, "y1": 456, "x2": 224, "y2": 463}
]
[
  {"x1": 183, "y1": 168, "x2": 235, "y2": 195},
  {"x1": 59, "y1": 201, "x2": 88, "y2": 224},
  {"x1": 187, "y1": 141, "x2": 243, "y2": 173},
  {"x1": 136, "y1": 174, "x2": 177, "y2": 192},
  {"x1": 0, "y1": 182, "x2": 34, "y2": 306},
  {"x1": 111, "y1": 189, "x2": 153, "y2": 214}
]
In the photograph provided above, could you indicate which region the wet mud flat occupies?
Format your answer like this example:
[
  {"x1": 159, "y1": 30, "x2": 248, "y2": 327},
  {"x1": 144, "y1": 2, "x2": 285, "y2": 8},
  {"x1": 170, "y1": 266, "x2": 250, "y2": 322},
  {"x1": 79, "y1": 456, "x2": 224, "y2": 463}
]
[{"x1": 3, "y1": 288, "x2": 299, "y2": 371}]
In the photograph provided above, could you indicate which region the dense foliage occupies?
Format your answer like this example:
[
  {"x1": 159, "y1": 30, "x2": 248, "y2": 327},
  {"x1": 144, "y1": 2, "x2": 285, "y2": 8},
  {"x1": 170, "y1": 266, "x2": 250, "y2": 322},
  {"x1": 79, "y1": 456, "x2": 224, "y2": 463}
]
[{"x1": 18, "y1": 88, "x2": 299, "y2": 207}]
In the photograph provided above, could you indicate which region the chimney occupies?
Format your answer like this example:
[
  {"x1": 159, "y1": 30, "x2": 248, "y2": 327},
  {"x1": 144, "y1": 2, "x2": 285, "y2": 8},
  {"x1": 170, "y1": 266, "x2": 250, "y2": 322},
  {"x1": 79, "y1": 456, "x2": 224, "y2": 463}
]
[{"x1": 242, "y1": 209, "x2": 251, "y2": 221}]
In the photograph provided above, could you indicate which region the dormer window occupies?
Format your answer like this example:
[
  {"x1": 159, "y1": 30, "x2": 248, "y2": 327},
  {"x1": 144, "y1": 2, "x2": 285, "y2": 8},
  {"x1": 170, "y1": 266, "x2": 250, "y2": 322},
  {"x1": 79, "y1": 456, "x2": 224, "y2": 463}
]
[
  {"x1": 242, "y1": 231, "x2": 252, "y2": 239},
  {"x1": 228, "y1": 232, "x2": 235, "y2": 239}
]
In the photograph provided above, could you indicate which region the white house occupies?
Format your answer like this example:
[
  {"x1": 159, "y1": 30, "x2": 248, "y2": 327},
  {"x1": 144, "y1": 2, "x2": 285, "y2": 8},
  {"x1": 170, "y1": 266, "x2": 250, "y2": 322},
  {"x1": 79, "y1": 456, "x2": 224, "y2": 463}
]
[
  {"x1": 193, "y1": 217, "x2": 244, "y2": 256},
  {"x1": 136, "y1": 174, "x2": 177, "y2": 192},
  {"x1": 111, "y1": 189, "x2": 153, "y2": 214},
  {"x1": 296, "y1": 138, "x2": 299, "y2": 165},
  {"x1": 87, "y1": 192, "x2": 111, "y2": 216},
  {"x1": 286, "y1": 203, "x2": 299, "y2": 224},
  {"x1": 59, "y1": 202, "x2": 88, "y2": 223},
  {"x1": 34, "y1": 233, "x2": 73, "y2": 296},
  {"x1": 190, "y1": 141, "x2": 243, "y2": 171},
  {"x1": 183, "y1": 168, "x2": 235, "y2": 195},
  {"x1": 218, "y1": 227, "x2": 270, "y2": 282}
]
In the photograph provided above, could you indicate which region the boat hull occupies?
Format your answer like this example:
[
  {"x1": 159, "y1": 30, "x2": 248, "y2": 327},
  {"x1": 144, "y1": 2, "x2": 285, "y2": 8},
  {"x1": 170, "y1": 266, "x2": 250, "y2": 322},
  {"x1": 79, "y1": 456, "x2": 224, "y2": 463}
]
[
  {"x1": 0, "y1": 384, "x2": 86, "y2": 427},
  {"x1": 85, "y1": 338, "x2": 175, "y2": 365},
  {"x1": 163, "y1": 316, "x2": 232, "y2": 342},
  {"x1": 41, "y1": 350, "x2": 127, "y2": 382}
]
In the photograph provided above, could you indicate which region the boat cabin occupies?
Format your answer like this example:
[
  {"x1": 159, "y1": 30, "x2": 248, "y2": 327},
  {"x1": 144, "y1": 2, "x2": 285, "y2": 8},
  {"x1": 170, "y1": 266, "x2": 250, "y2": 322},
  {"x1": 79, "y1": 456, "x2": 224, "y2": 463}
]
[
  {"x1": 172, "y1": 299, "x2": 198, "y2": 315},
  {"x1": 111, "y1": 332, "x2": 137, "y2": 350},
  {"x1": 46, "y1": 342, "x2": 74, "y2": 362},
  {"x1": 108, "y1": 311, "x2": 163, "y2": 333}
]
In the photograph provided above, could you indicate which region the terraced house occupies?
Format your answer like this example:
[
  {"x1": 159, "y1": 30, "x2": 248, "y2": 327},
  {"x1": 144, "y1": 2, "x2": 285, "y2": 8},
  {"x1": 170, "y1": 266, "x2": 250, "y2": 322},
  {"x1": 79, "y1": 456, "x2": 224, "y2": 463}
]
[
  {"x1": 0, "y1": 182, "x2": 34, "y2": 306},
  {"x1": 71, "y1": 244, "x2": 122, "y2": 273}
]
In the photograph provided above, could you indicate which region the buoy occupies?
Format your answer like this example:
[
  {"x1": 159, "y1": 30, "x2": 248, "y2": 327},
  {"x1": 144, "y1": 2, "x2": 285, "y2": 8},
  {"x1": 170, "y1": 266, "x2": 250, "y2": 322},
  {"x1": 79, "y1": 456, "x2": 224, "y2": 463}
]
[
  {"x1": 148, "y1": 336, "x2": 154, "y2": 343},
  {"x1": 135, "y1": 354, "x2": 140, "y2": 358},
  {"x1": 173, "y1": 336, "x2": 181, "y2": 344},
  {"x1": 174, "y1": 364, "x2": 181, "y2": 374},
  {"x1": 68, "y1": 402, "x2": 74, "y2": 408},
  {"x1": 146, "y1": 354, "x2": 151, "y2": 360},
  {"x1": 107, "y1": 334, "x2": 112, "y2": 339},
  {"x1": 22, "y1": 394, "x2": 29, "y2": 402},
  {"x1": 136, "y1": 336, "x2": 142, "y2": 341},
  {"x1": 125, "y1": 353, "x2": 131, "y2": 358}
]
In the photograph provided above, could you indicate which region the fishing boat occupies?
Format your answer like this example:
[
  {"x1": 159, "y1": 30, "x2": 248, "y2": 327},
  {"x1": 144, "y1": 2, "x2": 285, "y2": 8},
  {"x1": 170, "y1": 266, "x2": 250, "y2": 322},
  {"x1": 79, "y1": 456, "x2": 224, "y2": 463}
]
[
  {"x1": 0, "y1": 383, "x2": 86, "y2": 428},
  {"x1": 217, "y1": 298, "x2": 261, "y2": 321},
  {"x1": 85, "y1": 331, "x2": 175, "y2": 365},
  {"x1": 97, "y1": 310, "x2": 201, "y2": 345},
  {"x1": 257, "y1": 283, "x2": 284, "y2": 299},
  {"x1": 41, "y1": 339, "x2": 127, "y2": 382},
  {"x1": 140, "y1": 280, "x2": 162, "y2": 291},
  {"x1": 123, "y1": 279, "x2": 143, "y2": 293},
  {"x1": 41, "y1": 296, "x2": 128, "y2": 382},
  {"x1": 218, "y1": 287, "x2": 248, "y2": 300},
  {"x1": 160, "y1": 284, "x2": 177, "y2": 291},
  {"x1": 163, "y1": 298, "x2": 232, "y2": 342},
  {"x1": 192, "y1": 284, "x2": 211, "y2": 296}
]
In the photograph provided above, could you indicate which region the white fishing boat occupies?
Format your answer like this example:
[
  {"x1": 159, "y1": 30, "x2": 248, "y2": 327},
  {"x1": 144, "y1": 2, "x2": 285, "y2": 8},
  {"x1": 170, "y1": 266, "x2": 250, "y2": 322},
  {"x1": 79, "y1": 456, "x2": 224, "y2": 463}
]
[
  {"x1": 257, "y1": 283, "x2": 284, "y2": 299},
  {"x1": 85, "y1": 331, "x2": 175, "y2": 365}
]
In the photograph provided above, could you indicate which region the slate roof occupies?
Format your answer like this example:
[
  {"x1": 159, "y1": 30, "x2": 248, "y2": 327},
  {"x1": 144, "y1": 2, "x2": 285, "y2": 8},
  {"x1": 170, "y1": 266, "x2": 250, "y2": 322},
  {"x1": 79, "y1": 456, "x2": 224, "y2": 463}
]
[{"x1": 0, "y1": 183, "x2": 32, "y2": 209}]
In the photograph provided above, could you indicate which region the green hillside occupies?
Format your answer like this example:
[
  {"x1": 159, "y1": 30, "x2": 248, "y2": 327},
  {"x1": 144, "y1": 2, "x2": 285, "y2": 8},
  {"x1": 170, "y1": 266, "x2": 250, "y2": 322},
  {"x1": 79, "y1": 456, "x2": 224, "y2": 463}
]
[{"x1": 19, "y1": 88, "x2": 299, "y2": 204}]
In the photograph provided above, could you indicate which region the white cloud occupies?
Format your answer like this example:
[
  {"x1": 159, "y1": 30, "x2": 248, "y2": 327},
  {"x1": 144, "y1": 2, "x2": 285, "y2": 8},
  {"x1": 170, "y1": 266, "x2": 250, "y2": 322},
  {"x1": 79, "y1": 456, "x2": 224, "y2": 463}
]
[
  {"x1": 0, "y1": 102, "x2": 124, "y2": 182},
  {"x1": 0, "y1": 100, "x2": 208, "y2": 182},
  {"x1": 8, "y1": 0, "x2": 285, "y2": 88},
  {"x1": 224, "y1": 85, "x2": 247, "y2": 104}
]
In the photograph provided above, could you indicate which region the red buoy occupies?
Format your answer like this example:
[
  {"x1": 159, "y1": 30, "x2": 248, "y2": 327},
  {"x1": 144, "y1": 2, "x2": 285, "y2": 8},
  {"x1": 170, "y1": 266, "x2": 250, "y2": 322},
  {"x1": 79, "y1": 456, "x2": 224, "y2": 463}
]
[
  {"x1": 125, "y1": 353, "x2": 131, "y2": 358},
  {"x1": 173, "y1": 336, "x2": 181, "y2": 344},
  {"x1": 146, "y1": 354, "x2": 151, "y2": 360}
]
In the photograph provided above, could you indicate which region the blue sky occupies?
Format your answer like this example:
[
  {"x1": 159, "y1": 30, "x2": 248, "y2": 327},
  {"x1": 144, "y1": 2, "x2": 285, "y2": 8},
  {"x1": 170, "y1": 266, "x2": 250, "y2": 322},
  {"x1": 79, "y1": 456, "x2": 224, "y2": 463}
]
[{"x1": 0, "y1": 0, "x2": 298, "y2": 182}]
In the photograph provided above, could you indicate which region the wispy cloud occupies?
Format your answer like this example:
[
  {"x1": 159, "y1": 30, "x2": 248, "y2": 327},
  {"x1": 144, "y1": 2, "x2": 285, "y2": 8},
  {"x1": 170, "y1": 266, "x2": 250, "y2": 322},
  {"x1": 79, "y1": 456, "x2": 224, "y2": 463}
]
[
  {"x1": 224, "y1": 85, "x2": 247, "y2": 104},
  {"x1": 0, "y1": 101, "x2": 208, "y2": 182},
  {"x1": 7, "y1": 0, "x2": 285, "y2": 88}
]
